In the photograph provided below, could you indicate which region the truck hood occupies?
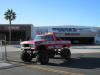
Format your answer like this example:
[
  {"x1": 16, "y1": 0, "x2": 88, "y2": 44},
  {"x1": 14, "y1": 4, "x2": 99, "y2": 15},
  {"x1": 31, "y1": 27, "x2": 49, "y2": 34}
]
[
  {"x1": 20, "y1": 41, "x2": 35, "y2": 44},
  {"x1": 20, "y1": 40, "x2": 46, "y2": 44}
]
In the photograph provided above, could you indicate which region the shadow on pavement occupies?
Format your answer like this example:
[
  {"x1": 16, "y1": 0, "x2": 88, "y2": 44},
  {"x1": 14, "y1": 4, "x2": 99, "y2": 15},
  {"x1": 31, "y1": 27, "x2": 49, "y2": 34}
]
[
  {"x1": 47, "y1": 57, "x2": 100, "y2": 69},
  {"x1": 4, "y1": 57, "x2": 100, "y2": 70}
]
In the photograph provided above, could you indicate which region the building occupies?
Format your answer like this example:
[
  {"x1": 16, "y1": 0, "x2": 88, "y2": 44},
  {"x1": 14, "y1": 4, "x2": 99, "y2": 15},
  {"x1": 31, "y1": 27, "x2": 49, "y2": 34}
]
[
  {"x1": 0, "y1": 24, "x2": 33, "y2": 41},
  {"x1": 0, "y1": 24, "x2": 100, "y2": 44},
  {"x1": 33, "y1": 25, "x2": 100, "y2": 44}
]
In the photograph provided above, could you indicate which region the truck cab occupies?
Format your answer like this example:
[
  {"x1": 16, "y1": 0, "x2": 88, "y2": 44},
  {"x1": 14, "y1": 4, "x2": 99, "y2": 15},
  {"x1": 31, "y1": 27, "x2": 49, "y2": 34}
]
[{"x1": 20, "y1": 32, "x2": 71, "y2": 64}]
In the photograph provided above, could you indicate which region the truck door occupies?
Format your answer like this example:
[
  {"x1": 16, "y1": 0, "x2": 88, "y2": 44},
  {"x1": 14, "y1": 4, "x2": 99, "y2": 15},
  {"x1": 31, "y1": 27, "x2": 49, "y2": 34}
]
[{"x1": 46, "y1": 35, "x2": 56, "y2": 49}]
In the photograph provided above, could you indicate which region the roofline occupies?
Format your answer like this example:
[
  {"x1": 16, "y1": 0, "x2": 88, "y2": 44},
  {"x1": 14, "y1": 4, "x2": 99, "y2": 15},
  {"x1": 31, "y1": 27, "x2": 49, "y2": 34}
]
[
  {"x1": 35, "y1": 25, "x2": 100, "y2": 28},
  {"x1": 0, "y1": 24, "x2": 33, "y2": 25}
]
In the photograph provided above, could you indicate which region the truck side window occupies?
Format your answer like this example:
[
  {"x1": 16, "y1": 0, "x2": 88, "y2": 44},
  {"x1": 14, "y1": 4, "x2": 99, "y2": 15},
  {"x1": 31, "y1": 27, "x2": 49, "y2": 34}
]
[{"x1": 46, "y1": 35, "x2": 54, "y2": 41}]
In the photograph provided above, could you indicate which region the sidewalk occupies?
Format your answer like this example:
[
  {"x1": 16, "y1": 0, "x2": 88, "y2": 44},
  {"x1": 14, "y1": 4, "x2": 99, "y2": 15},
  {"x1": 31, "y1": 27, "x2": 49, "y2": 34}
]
[
  {"x1": 0, "y1": 60, "x2": 12, "y2": 68},
  {"x1": 70, "y1": 46, "x2": 100, "y2": 53}
]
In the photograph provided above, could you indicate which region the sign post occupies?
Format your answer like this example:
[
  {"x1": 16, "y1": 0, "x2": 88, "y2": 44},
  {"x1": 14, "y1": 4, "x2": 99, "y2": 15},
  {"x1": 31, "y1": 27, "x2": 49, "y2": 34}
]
[{"x1": 0, "y1": 41, "x2": 2, "y2": 60}]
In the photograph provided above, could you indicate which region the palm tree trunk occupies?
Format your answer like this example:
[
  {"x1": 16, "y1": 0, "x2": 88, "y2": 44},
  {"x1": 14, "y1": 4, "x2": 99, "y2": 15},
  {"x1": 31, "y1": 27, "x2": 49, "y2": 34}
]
[{"x1": 9, "y1": 20, "x2": 11, "y2": 45}]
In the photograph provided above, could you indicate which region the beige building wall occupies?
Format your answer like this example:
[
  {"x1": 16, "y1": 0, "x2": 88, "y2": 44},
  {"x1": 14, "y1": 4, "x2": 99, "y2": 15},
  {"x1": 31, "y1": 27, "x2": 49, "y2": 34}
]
[{"x1": 55, "y1": 31, "x2": 97, "y2": 37}]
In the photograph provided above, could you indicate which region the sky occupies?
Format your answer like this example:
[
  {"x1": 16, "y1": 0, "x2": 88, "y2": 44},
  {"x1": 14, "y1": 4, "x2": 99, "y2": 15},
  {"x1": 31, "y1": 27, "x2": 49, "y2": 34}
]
[{"x1": 0, "y1": 0, "x2": 100, "y2": 27}]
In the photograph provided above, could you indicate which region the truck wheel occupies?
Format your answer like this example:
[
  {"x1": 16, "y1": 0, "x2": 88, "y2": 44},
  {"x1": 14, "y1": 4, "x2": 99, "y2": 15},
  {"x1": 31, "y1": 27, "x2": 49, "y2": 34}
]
[
  {"x1": 37, "y1": 51, "x2": 49, "y2": 64},
  {"x1": 21, "y1": 51, "x2": 32, "y2": 62},
  {"x1": 60, "y1": 48, "x2": 71, "y2": 60}
]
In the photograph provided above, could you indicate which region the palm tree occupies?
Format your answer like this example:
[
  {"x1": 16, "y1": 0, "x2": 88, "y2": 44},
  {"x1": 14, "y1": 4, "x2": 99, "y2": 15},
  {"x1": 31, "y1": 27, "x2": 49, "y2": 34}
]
[{"x1": 4, "y1": 9, "x2": 16, "y2": 44}]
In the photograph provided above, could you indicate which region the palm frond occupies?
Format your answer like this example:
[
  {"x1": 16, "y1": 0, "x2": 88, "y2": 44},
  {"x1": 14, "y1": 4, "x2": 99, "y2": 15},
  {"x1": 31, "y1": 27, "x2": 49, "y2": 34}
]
[{"x1": 4, "y1": 9, "x2": 16, "y2": 23}]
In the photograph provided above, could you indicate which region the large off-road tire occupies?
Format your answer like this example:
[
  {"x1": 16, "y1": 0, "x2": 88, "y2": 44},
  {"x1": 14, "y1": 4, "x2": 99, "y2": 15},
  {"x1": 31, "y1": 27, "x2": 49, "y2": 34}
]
[
  {"x1": 60, "y1": 48, "x2": 71, "y2": 60},
  {"x1": 37, "y1": 51, "x2": 49, "y2": 64},
  {"x1": 21, "y1": 51, "x2": 32, "y2": 62}
]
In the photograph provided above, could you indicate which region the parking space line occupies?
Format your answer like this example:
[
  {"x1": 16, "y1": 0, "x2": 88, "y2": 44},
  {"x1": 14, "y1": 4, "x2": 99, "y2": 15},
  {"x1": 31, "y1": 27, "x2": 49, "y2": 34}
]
[{"x1": 11, "y1": 62, "x2": 84, "y2": 75}]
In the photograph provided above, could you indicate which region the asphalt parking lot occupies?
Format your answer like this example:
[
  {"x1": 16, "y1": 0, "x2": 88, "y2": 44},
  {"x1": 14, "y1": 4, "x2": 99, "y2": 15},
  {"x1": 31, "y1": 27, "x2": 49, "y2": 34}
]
[{"x1": 0, "y1": 45, "x2": 100, "y2": 75}]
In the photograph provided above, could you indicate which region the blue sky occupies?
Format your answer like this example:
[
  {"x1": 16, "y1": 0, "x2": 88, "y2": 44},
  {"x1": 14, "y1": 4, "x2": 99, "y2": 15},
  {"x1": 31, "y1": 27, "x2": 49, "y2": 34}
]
[{"x1": 0, "y1": 0, "x2": 100, "y2": 26}]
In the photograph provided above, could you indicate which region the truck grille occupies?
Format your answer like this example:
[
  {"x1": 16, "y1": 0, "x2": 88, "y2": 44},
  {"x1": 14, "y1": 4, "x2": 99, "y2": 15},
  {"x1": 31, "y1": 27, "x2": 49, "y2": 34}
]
[{"x1": 23, "y1": 44, "x2": 30, "y2": 47}]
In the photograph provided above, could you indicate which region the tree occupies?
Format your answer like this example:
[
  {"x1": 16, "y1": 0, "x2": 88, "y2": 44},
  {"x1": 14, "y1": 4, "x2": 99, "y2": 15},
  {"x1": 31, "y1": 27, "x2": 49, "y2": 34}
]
[{"x1": 4, "y1": 9, "x2": 16, "y2": 44}]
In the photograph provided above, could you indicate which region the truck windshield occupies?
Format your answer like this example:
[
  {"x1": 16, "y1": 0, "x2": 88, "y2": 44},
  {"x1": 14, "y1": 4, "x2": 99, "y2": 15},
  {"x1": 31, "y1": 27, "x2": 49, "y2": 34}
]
[
  {"x1": 34, "y1": 35, "x2": 46, "y2": 41},
  {"x1": 34, "y1": 35, "x2": 54, "y2": 41}
]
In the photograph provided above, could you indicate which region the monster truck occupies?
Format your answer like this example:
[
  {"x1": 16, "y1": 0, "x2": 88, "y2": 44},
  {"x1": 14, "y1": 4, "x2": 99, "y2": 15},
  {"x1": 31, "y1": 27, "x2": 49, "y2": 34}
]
[{"x1": 20, "y1": 32, "x2": 71, "y2": 64}]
